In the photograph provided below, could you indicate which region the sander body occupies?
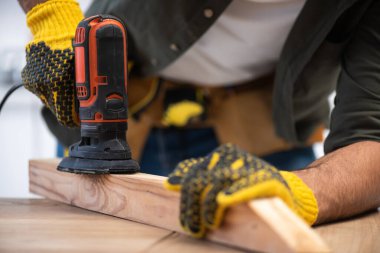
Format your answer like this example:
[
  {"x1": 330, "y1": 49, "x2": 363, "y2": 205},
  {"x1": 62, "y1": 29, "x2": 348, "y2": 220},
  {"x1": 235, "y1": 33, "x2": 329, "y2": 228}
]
[{"x1": 58, "y1": 15, "x2": 139, "y2": 174}]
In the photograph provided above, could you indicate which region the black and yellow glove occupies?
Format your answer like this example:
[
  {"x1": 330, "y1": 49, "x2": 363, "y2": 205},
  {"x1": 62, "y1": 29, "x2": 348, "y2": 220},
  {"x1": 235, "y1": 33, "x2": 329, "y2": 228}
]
[
  {"x1": 164, "y1": 143, "x2": 319, "y2": 238},
  {"x1": 22, "y1": 0, "x2": 84, "y2": 127}
]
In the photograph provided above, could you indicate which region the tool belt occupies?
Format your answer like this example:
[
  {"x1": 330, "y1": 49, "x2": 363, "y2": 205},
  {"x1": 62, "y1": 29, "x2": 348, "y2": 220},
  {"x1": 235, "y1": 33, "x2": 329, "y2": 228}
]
[{"x1": 126, "y1": 74, "x2": 324, "y2": 160}]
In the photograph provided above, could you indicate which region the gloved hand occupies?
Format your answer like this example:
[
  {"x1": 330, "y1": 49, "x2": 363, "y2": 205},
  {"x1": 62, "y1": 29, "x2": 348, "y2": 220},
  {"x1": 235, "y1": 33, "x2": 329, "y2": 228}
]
[
  {"x1": 22, "y1": 0, "x2": 84, "y2": 127},
  {"x1": 164, "y1": 143, "x2": 318, "y2": 238}
]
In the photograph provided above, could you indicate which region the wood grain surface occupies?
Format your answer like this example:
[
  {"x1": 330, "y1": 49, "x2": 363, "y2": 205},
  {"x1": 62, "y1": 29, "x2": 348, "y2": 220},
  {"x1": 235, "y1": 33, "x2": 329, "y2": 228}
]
[
  {"x1": 2, "y1": 199, "x2": 379, "y2": 253},
  {"x1": 0, "y1": 198, "x2": 171, "y2": 253},
  {"x1": 315, "y1": 210, "x2": 380, "y2": 253},
  {"x1": 28, "y1": 159, "x2": 330, "y2": 253},
  {"x1": 0, "y1": 198, "x2": 252, "y2": 253}
]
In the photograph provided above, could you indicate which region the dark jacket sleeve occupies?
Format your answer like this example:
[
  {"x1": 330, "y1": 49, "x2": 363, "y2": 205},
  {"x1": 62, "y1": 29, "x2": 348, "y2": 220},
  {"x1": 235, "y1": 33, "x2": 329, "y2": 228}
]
[
  {"x1": 84, "y1": 0, "x2": 138, "y2": 63},
  {"x1": 324, "y1": 0, "x2": 380, "y2": 153}
]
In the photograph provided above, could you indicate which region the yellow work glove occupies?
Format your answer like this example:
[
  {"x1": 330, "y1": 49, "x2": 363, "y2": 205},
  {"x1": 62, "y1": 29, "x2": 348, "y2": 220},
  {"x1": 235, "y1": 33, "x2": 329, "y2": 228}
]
[
  {"x1": 164, "y1": 143, "x2": 318, "y2": 238},
  {"x1": 22, "y1": 0, "x2": 84, "y2": 127}
]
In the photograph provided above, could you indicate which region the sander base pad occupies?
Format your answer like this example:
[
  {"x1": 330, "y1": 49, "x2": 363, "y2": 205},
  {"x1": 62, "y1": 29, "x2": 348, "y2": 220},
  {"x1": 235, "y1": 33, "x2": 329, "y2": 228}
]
[{"x1": 57, "y1": 156, "x2": 140, "y2": 174}]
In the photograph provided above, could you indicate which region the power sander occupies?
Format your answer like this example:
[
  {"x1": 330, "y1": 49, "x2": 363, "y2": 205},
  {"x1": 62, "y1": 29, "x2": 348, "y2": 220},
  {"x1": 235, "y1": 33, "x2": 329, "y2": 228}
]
[{"x1": 57, "y1": 15, "x2": 140, "y2": 174}]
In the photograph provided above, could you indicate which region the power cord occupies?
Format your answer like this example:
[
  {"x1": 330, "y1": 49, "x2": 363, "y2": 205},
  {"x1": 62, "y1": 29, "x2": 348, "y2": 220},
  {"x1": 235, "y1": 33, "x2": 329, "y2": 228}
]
[{"x1": 0, "y1": 84, "x2": 24, "y2": 115}]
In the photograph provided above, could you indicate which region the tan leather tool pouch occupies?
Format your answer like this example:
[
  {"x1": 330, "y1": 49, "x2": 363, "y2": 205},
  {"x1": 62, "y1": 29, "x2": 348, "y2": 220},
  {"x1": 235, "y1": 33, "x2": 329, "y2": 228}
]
[
  {"x1": 206, "y1": 76, "x2": 293, "y2": 156},
  {"x1": 126, "y1": 75, "x2": 324, "y2": 160}
]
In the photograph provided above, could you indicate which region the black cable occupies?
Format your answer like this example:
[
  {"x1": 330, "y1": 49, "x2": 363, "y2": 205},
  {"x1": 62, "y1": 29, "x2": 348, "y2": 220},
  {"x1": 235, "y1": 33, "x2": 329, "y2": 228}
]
[{"x1": 0, "y1": 84, "x2": 24, "y2": 115}]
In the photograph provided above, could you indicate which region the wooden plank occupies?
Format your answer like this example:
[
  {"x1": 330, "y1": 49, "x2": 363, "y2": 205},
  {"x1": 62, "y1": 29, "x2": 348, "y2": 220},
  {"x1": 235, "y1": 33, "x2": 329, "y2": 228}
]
[
  {"x1": 29, "y1": 159, "x2": 330, "y2": 253},
  {"x1": 145, "y1": 232, "x2": 243, "y2": 253},
  {"x1": 316, "y1": 210, "x2": 380, "y2": 253},
  {"x1": 249, "y1": 199, "x2": 329, "y2": 252},
  {"x1": 0, "y1": 198, "x2": 172, "y2": 253},
  {"x1": 3, "y1": 199, "x2": 380, "y2": 253}
]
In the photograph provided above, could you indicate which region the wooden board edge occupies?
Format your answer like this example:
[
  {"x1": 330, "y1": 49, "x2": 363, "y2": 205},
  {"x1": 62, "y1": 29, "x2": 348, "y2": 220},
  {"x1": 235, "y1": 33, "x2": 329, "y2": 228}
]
[{"x1": 29, "y1": 159, "x2": 330, "y2": 253}]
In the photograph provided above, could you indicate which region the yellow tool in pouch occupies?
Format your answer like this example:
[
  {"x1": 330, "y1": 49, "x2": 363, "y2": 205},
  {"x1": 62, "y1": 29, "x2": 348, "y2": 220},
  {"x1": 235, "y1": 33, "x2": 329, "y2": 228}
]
[
  {"x1": 164, "y1": 143, "x2": 319, "y2": 238},
  {"x1": 161, "y1": 86, "x2": 206, "y2": 127}
]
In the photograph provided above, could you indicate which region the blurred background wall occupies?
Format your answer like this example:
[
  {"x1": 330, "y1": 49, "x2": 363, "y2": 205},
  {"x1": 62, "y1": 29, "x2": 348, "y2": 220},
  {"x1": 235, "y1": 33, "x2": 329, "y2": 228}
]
[{"x1": 0, "y1": 0, "x2": 90, "y2": 198}]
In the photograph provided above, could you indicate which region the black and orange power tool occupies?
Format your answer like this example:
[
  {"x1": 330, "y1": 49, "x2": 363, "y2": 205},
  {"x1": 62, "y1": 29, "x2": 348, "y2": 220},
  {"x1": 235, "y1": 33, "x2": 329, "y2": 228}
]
[{"x1": 58, "y1": 15, "x2": 139, "y2": 174}]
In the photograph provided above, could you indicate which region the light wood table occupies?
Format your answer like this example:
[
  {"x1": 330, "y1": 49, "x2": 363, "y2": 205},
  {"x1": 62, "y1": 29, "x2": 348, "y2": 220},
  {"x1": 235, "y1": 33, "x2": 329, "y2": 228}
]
[{"x1": 0, "y1": 198, "x2": 379, "y2": 253}]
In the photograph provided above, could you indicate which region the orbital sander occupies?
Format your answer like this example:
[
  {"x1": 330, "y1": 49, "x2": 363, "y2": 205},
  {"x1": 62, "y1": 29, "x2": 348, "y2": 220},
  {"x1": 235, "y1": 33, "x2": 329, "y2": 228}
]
[{"x1": 58, "y1": 15, "x2": 139, "y2": 174}]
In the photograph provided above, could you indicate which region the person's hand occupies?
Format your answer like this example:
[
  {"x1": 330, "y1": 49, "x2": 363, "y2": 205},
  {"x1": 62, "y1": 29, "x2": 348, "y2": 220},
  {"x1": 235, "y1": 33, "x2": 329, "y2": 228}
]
[
  {"x1": 164, "y1": 143, "x2": 318, "y2": 238},
  {"x1": 21, "y1": 0, "x2": 83, "y2": 127}
]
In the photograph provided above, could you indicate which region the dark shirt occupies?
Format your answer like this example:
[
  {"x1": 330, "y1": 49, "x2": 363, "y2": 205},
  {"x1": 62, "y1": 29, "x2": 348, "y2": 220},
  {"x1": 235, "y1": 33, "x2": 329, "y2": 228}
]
[{"x1": 87, "y1": 0, "x2": 380, "y2": 154}]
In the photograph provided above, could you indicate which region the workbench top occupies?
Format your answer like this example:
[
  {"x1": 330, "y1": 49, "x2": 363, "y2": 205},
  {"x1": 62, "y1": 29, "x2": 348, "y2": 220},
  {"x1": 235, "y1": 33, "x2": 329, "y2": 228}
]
[{"x1": 1, "y1": 198, "x2": 379, "y2": 253}]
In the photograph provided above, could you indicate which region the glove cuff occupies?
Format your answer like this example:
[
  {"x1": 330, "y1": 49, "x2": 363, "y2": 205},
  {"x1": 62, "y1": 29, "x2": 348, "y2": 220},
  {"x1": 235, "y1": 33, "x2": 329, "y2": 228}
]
[
  {"x1": 280, "y1": 171, "x2": 319, "y2": 225},
  {"x1": 26, "y1": 0, "x2": 84, "y2": 50}
]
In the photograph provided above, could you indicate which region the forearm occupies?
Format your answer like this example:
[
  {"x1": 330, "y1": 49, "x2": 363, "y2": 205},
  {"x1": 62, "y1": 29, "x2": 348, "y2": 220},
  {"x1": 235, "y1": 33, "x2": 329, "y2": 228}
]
[
  {"x1": 18, "y1": 0, "x2": 48, "y2": 13},
  {"x1": 295, "y1": 141, "x2": 380, "y2": 224}
]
